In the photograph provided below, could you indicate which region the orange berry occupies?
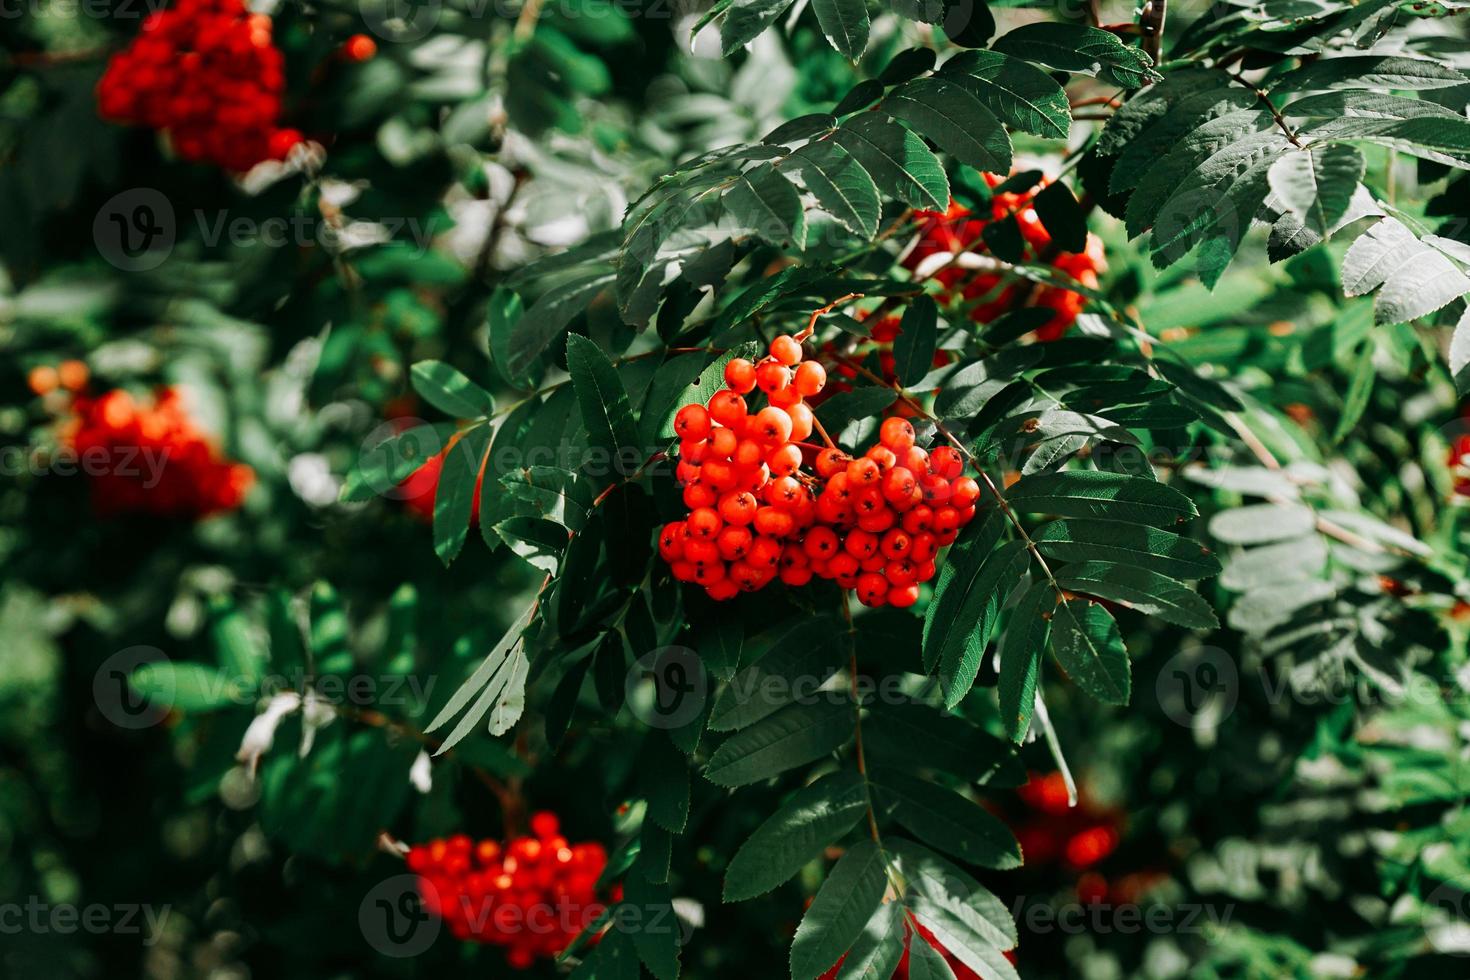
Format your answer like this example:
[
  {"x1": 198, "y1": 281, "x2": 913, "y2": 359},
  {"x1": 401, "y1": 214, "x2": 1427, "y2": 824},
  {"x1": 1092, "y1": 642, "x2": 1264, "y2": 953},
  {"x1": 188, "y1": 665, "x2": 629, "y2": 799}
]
[
  {"x1": 756, "y1": 359, "x2": 791, "y2": 394},
  {"x1": 753, "y1": 407, "x2": 794, "y2": 444},
  {"x1": 709, "y1": 390, "x2": 748, "y2": 428},
  {"x1": 793, "y1": 361, "x2": 826, "y2": 396},
  {"x1": 27, "y1": 365, "x2": 59, "y2": 396},
  {"x1": 880, "y1": 417, "x2": 915, "y2": 452},
  {"x1": 769, "y1": 334, "x2": 803, "y2": 366},
  {"x1": 724, "y1": 358, "x2": 757, "y2": 394},
  {"x1": 674, "y1": 404, "x2": 712, "y2": 440}
]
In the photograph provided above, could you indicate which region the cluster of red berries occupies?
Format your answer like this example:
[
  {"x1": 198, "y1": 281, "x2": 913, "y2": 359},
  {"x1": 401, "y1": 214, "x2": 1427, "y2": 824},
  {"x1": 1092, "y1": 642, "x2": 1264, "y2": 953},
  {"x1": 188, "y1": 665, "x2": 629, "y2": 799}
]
[
  {"x1": 405, "y1": 813, "x2": 612, "y2": 968},
  {"x1": 819, "y1": 920, "x2": 1010, "y2": 979},
  {"x1": 96, "y1": 0, "x2": 302, "y2": 172},
  {"x1": 905, "y1": 174, "x2": 1105, "y2": 342},
  {"x1": 658, "y1": 335, "x2": 981, "y2": 607},
  {"x1": 63, "y1": 387, "x2": 254, "y2": 519},
  {"x1": 1010, "y1": 771, "x2": 1122, "y2": 873}
]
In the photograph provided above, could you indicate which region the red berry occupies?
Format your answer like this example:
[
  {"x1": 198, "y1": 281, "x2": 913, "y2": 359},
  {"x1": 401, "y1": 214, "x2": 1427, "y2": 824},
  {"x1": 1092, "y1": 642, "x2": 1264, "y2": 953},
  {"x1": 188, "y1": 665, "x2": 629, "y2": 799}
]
[
  {"x1": 724, "y1": 358, "x2": 757, "y2": 393},
  {"x1": 710, "y1": 390, "x2": 748, "y2": 428},
  {"x1": 769, "y1": 334, "x2": 803, "y2": 366},
  {"x1": 846, "y1": 457, "x2": 882, "y2": 487},
  {"x1": 794, "y1": 361, "x2": 826, "y2": 396},
  {"x1": 756, "y1": 359, "x2": 791, "y2": 394},
  {"x1": 719, "y1": 491, "x2": 758, "y2": 526},
  {"x1": 688, "y1": 507, "x2": 722, "y2": 539},
  {"x1": 753, "y1": 407, "x2": 794, "y2": 444},
  {"x1": 816, "y1": 448, "x2": 851, "y2": 477},
  {"x1": 674, "y1": 404, "x2": 711, "y2": 440},
  {"x1": 880, "y1": 417, "x2": 916, "y2": 453}
]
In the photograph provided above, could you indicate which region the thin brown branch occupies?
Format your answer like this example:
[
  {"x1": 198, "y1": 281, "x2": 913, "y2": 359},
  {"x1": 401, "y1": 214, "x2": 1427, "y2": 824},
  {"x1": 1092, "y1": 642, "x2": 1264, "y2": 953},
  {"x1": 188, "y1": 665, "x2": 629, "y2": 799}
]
[
  {"x1": 1224, "y1": 68, "x2": 1304, "y2": 148},
  {"x1": 1140, "y1": 0, "x2": 1167, "y2": 67}
]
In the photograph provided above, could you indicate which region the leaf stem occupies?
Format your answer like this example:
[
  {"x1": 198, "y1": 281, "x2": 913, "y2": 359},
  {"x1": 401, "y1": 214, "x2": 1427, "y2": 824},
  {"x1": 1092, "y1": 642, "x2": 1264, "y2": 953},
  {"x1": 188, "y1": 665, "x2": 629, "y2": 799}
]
[{"x1": 841, "y1": 589, "x2": 884, "y2": 845}]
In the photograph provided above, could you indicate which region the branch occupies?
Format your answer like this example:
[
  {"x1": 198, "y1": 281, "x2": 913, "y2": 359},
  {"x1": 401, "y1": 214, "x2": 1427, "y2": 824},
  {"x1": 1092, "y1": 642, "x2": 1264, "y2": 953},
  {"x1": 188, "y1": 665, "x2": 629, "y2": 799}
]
[{"x1": 1140, "y1": 0, "x2": 1167, "y2": 67}]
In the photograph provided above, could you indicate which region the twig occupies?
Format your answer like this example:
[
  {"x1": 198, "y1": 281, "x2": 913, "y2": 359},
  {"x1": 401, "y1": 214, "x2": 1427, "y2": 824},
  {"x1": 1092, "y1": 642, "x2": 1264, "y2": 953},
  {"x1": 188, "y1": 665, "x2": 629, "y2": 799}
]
[
  {"x1": 514, "y1": 0, "x2": 548, "y2": 41},
  {"x1": 1140, "y1": 0, "x2": 1167, "y2": 67},
  {"x1": 1224, "y1": 68, "x2": 1304, "y2": 148},
  {"x1": 841, "y1": 590, "x2": 883, "y2": 844},
  {"x1": 795, "y1": 292, "x2": 865, "y2": 342}
]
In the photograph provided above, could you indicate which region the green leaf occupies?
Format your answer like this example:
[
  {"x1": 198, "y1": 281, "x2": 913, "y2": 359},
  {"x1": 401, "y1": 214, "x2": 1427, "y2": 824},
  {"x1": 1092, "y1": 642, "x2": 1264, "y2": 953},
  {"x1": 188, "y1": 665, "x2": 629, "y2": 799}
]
[
  {"x1": 1124, "y1": 110, "x2": 1274, "y2": 238},
  {"x1": 885, "y1": 77, "x2": 1012, "y2": 174},
  {"x1": 425, "y1": 600, "x2": 538, "y2": 751},
  {"x1": 1341, "y1": 218, "x2": 1470, "y2": 325},
  {"x1": 892, "y1": 295, "x2": 939, "y2": 387},
  {"x1": 1049, "y1": 599, "x2": 1129, "y2": 705},
  {"x1": 410, "y1": 360, "x2": 495, "y2": 418},
  {"x1": 501, "y1": 466, "x2": 594, "y2": 530},
  {"x1": 708, "y1": 621, "x2": 843, "y2": 732},
  {"x1": 991, "y1": 22, "x2": 1160, "y2": 87},
  {"x1": 1208, "y1": 503, "x2": 1316, "y2": 545},
  {"x1": 811, "y1": 0, "x2": 869, "y2": 60},
  {"x1": 1451, "y1": 305, "x2": 1470, "y2": 396},
  {"x1": 545, "y1": 652, "x2": 591, "y2": 750},
  {"x1": 1053, "y1": 561, "x2": 1218, "y2": 630},
  {"x1": 654, "y1": 343, "x2": 761, "y2": 440},
  {"x1": 869, "y1": 767, "x2": 1021, "y2": 869},
  {"x1": 129, "y1": 662, "x2": 240, "y2": 712},
  {"x1": 1266, "y1": 144, "x2": 1364, "y2": 241},
  {"x1": 570, "y1": 928, "x2": 640, "y2": 980},
  {"x1": 785, "y1": 140, "x2": 882, "y2": 238},
  {"x1": 935, "y1": 539, "x2": 1029, "y2": 709},
  {"x1": 726, "y1": 162, "x2": 808, "y2": 249},
  {"x1": 905, "y1": 935, "x2": 958, "y2": 980},
  {"x1": 640, "y1": 733, "x2": 691, "y2": 834},
  {"x1": 878, "y1": 47, "x2": 938, "y2": 85},
  {"x1": 509, "y1": 273, "x2": 614, "y2": 379},
  {"x1": 705, "y1": 699, "x2": 854, "y2": 787},
  {"x1": 1332, "y1": 337, "x2": 1376, "y2": 444},
  {"x1": 495, "y1": 517, "x2": 568, "y2": 574},
  {"x1": 433, "y1": 423, "x2": 492, "y2": 566},
  {"x1": 566, "y1": 334, "x2": 642, "y2": 481},
  {"x1": 721, "y1": 0, "x2": 796, "y2": 54},
  {"x1": 1005, "y1": 470, "x2": 1198, "y2": 528},
  {"x1": 833, "y1": 115, "x2": 950, "y2": 210},
  {"x1": 1032, "y1": 519, "x2": 1220, "y2": 579},
  {"x1": 620, "y1": 872, "x2": 681, "y2": 980},
  {"x1": 997, "y1": 581, "x2": 1052, "y2": 743},
  {"x1": 790, "y1": 841, "x2": 890, "y2": 980},
  {"x1": 817, "y1": 386, "x2": 898, "y2": 431},
  {"x1": 341, "y1": 421, "x2": 453, "y2": 503},
  {"x1": 863, "y1": 701, "x2": 1025, "y2": 786},
  {"x1": 1271, "y1": 55, "x2": 1470, "y2": 93},
  {"x1": 889, "y1": 840, "x2": 1018, "y2": 966},
  {"x1": 922, "y1": 512, "x2": 1001, "y2": 672},
  {"x1": 941, "y1": 50, "x2": 1071, "y2": 140},
  {"x1": 836, "y1": 901, "x2": 906, "y2": 980},
  {"x1": 1031, "y1": 180, "x2": 1089, "y2": 254},
  {"x1": 724, "y1": 769, "x2": 869, "y2": 901}
]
